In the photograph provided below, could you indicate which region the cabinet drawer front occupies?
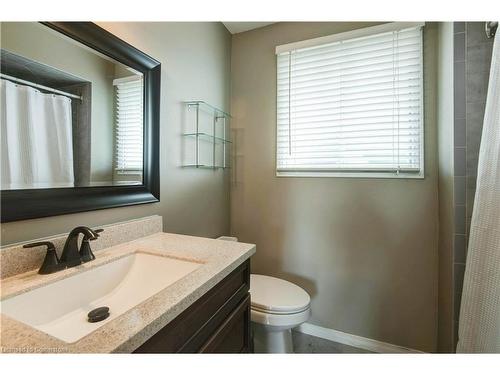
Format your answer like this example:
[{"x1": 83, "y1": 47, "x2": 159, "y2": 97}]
[
  {"x1": 134, "y1": 260, "x2": 250, "y2": 353},
  {"x1": 199, "y1": 294, "x2": 251, "y2": 353}
]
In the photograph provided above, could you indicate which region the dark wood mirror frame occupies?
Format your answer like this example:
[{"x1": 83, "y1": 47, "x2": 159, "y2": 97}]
[{"x1": 1, "y1": 22, "x2": 161, "y2": 223}]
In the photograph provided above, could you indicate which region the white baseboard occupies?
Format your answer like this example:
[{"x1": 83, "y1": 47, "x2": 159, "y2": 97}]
[{"x1": 294, "y1": 323, "x2": 424, "y2": 353}]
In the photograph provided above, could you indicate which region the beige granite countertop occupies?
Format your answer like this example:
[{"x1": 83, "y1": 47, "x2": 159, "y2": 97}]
[{"x1": 0, "y1": 232, "x2": 255, "y2": 353}]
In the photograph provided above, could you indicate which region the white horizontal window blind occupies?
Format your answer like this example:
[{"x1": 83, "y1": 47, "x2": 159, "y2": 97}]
[
  {"x1": 114, "y1": 76, "x2": 144, "y2": 173},
  {"x1": 276, "y1": 23, "x2": 424, "y2": 177}
]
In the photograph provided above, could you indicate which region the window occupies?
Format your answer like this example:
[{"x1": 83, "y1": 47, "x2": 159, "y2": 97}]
[
  {"x1": 276, "y1": 22, "x2": 424, "y2": 178},
  {"x1": 114, "y1": 76, "x2": 144, "y2": 173}
]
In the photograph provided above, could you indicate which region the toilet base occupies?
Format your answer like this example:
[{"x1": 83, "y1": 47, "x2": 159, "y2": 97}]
[{"x1": 252, "y1": 322, "x2": 294, "y2": 353}]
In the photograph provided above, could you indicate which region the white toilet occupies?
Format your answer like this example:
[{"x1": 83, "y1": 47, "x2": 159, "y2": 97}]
[
  {"x1": 217, "y1": 236, "x2": 311, "y2": 353},
  {"x1": 250, "y1": 274, "x2": 311, "y2": 353}
]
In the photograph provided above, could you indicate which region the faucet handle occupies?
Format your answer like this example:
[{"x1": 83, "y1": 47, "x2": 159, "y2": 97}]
[
  {"x1": 86, "y1": 228, "x2": 103, "y2": 242},
  {"x1": 23, "y1": 241, "x2": 62, "y2": 275},
  {"x1": 23, "y1": 241, "x2": 55, "y2": 250},
  {"x1": 93, "y1": 228, "x2": 104, "y2": 239}
]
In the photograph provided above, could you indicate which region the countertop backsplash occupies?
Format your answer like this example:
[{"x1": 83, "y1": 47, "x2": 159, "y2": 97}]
[{"x1": 0, "y1": 215, "x2": 163, "y2": 279}]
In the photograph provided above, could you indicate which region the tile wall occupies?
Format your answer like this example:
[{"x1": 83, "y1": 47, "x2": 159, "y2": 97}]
[{"x1": 452, "y1": 21, "x2": 494, "y2": 348}]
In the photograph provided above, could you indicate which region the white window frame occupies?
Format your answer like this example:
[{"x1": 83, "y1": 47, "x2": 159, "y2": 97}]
[{"x1": 275, "y1": 22, "x2": 425, "y2": 179}]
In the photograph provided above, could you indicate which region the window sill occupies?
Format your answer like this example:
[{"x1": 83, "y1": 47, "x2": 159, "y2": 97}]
[
  {"x1": 115, "y1": 170, "x2": 143, "y2": 176},
  {"x1": 276, "y1": 170, "x2": 425, "y2": 179}
]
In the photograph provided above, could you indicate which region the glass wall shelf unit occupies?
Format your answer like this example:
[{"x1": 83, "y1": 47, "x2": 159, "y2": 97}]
[{"x1": 182, "y1": 101, "x2": 231, "y2": 169}]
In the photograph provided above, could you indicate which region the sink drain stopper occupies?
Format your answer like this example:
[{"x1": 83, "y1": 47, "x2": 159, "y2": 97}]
[{"x1": 88, "y1": 306, "x2": 110, "y2": 323}]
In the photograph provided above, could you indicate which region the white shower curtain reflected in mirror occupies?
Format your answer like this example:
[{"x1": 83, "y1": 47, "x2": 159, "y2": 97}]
[
  {"x1": 457, "y1": 33, "x2": 500, "y2": 353},
  {"x1": 0, "y1": 79, "x2": 74, "y2": 189}
]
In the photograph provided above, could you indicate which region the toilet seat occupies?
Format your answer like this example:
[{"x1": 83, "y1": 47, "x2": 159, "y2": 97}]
[
  {"x1": 251, "y1": 304, "x2": 309, "y2": 315},
  {"x1": 251, "y1": 306, "x2": 311, "y2": 328},
  {"x1": 250, "y1": 274, "x2": 310, "y2": 314}
]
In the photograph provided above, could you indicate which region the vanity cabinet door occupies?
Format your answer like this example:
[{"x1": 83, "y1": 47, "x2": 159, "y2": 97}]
[{"x1": 199, "y1": 294, "x2": 251, "y2": 353}]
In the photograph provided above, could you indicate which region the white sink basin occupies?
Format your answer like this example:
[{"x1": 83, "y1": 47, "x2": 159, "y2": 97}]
[{"x1": 1, "y1": 252, "x2": 201, "y2": 343}]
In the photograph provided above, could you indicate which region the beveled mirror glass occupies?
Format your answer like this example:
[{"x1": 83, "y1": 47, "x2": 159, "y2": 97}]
[{"x1": 1, "y1": 22, "x2": 144, "y2": 189}]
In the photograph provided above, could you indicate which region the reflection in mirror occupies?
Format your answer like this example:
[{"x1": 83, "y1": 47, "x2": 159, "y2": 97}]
[{"x1": 0, "y1": 22, "x2": 144, "y2": 190}]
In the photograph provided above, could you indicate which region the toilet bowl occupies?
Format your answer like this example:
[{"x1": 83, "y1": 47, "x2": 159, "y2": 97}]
[
  {"x1": 216, "y1": 237, "x2": 310, "y2": 353},
  {"x1": 250, "y1": 274, "x2": 311, "y2": 353}
]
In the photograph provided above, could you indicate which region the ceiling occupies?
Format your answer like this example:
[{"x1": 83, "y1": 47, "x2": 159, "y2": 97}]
[{"x1": 222, "y1": 22, "x2": 275, "y2": 34}]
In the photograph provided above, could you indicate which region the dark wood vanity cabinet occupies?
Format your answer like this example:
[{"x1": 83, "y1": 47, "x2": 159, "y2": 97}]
[{"x1": 134, "y1": 260, "x2": 251, "y2": 353}]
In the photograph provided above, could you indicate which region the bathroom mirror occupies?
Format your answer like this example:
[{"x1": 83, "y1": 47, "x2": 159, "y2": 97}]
[{"x1": 1, "y1": 22, "x2": 160, "y2": 222}]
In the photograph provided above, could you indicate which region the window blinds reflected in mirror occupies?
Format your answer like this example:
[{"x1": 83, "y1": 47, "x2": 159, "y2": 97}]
[{"x1": 113, "y1": 76, "x2": 144, "y2": 179}]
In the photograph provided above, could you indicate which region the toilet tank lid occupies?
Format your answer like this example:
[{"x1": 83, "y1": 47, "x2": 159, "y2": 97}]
[{"x1": 250, "y1": 274, "x2": 310, "y2": 314}]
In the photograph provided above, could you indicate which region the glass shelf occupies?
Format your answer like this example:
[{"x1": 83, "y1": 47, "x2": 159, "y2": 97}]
[
  {"x1": 184, "y1": 100, "x2": 231, "y2": 119},
  {"x1": 182, "y1": 132, "x2": 231, "y2": 144}
]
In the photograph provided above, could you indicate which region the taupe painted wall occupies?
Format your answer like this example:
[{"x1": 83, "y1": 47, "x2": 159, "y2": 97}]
[
  {"x1": 230, "y1": 22, "x2": 439, "y2": 352},
  {"x1": 1, "y1": 22, "x2": 231, "y2": 245}
]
